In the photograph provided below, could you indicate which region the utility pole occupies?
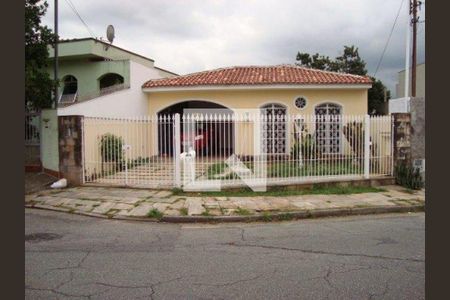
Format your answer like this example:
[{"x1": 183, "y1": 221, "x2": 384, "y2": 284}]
[
  {"x1": 410, "y1": 0, "x2": 422, "y2": 97},
  {"x1": 404, "y1": 1, "x2": 410, "y2": 99},
  {"x1": 54, "y1": 0, "x2": 59, "y2": 108}
]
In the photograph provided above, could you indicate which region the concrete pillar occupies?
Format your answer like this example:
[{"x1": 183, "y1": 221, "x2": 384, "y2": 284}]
[
  {"x1": 392, "y1": 113, "x2": 411, "y2": 168},
  {"x1": 58, "y1": 115, "x2": 84, "y2": 186}
]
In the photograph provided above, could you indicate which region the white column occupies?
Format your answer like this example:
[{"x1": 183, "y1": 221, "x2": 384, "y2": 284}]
[
  {"x1": 364, "y1": 114, "x2": 370, "y2": 179},
  {"x1": 174, "y1": 113, "x2": 181, "y2": 188}
]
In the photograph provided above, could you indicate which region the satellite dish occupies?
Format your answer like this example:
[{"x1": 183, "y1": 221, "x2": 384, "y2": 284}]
[{"x1": 106, "y1": 25, "x2": 115, "y2": 44}]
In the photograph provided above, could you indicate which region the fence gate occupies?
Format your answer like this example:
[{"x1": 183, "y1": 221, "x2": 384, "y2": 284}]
[
  {"x1": 83, "y1": 116, "x2": 176, "y2": 188},
  {"x1": 82, "y1": 114, "x2": 393, "y2": 188},
  {"x1": 25, "y1": 111, "x2": 41, "y2": 167}
]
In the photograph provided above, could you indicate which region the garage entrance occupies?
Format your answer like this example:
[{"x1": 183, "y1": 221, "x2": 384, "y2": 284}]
[{"x1": 157, "y1": 101, "x2": 234, "y2": 157}]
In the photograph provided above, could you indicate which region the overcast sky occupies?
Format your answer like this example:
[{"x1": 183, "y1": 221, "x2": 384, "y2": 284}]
[{"x1": 42, "y1": 0, "x2": 425, "y2": 96}]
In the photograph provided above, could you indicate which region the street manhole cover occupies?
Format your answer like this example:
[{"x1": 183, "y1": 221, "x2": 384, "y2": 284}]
[{"x1": 25, "y1": 233, "x2": 62, "y2": 243}]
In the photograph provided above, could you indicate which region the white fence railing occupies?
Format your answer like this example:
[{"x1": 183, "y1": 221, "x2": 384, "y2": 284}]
[{"x1": 82, "y1": 114, "x2": 393, "y2": 188}]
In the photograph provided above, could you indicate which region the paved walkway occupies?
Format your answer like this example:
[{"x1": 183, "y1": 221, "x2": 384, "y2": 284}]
[{"x1": 25, "y1": 185, "x2": 425, "y2": 222}]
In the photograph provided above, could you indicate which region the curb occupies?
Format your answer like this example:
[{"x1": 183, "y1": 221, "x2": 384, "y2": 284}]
[{"x1": 26, "y1": 203, "x2": 424, "y2": 223}]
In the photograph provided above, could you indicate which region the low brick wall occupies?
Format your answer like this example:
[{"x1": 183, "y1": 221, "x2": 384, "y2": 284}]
[{"x1": 58, "y1": 116, "x2": 84, "y2": 186}]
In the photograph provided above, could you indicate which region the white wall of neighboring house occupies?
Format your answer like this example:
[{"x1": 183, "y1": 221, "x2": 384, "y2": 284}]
[
  {"x1": 388, "y1": 97, "x2": 410, "y2": 113},
  {"x1": 395, "y1": 63, "x2": 425, "y2": 98},
  {"x1": 41, "y1": 61, "x2": 173, "y2": 174},
  {"x1": 57, "y1": 60, "x2": 166, "y2": 117}
]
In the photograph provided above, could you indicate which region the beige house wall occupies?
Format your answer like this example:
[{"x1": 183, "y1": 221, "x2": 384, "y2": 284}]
[
  {"x1": 83, "y1": 118, "x2": 156, "y2": 179},
  {"x1": 146, "y1": 88, "x2": 368, "y2": 116},
  {"x1": 145, "y1": 88, "x2": 369, "y2": 156}
]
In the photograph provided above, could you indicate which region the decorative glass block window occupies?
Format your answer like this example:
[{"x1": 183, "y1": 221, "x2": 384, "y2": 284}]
[
  {"x1": 294, "y1": 97, "x2": 307, "y2": 109},
  {"x1": 314, "y1": 103, "x2": 342, "y2": 154},
  {"x1": 261, "y1": 103, "x2": 287, "y2": 155}
]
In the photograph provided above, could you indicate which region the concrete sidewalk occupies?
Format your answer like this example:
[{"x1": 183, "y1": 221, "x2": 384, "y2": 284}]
[{"x1": 25, "y1": 185, "x2": 425, "y2": 222}]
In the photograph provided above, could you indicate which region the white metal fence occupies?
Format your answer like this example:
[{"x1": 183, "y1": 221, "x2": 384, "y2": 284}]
[{"x1": 82, "y1": 113, "x2": 393, "y2": 188}]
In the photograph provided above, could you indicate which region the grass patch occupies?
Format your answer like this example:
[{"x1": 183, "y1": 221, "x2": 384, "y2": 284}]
[
  {"x1": 173, "y1": 185, "x2": 385, "y2": 198},
  {"x1": 235, "y1": 207, "x2": 252, "y2": 216},
  {"x1": 402, "y1": 188, "x2": 416, "y2": 194},
  {"x1": 206, "y1": 160, "x2": 364, "y2": 180},
  {"x1": 105, "y1": 208, "x2": 119, "y2": 216},
  {"x1": 261, "y1": 212, "x2": 273, "y2": 222},
  {"x1": 201, "y1": 209, "x2": 211, "y2": 216},
  {"x1": 277, "y1": 213, "x2": 294, "y2": 221},
  {"x1": 179, "y1": 207, "x2": 188, "y2": 216},
  {"x1": 146, "y1": 208, "x2": 163, "y2": 219}
]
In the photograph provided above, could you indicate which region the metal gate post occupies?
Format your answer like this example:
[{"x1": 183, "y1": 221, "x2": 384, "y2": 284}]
[
  {"x1": 174, "y1": 113, "x2": 181, "y2": 188},
  {"x1": 364, "y1": 114, "x2": 370, "y2": 179}
]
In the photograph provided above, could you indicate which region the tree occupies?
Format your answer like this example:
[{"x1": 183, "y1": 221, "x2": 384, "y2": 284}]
[
  {"x1": 296, "y1": 45, "x2": 389, "y2": 114},
  {"x1": 334, "y1": 45, "x2": 367, "y2": 76},
  {"x1": 296, "y1": 53, "x2": 334, "y2": 71},
  {"x1": 25, "y1": 0, "x2": 55, "y2": 110},
  {"x1": 368, "y1": 77, "x2": 390, "y2": 114}
]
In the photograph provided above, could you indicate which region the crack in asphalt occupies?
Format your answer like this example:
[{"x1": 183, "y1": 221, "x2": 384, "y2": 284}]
[
  {"x1": 193, "y1": 274, "x2": 264, "y2": 287},
  {"x1": 223, "y1": 242, "x2": 424, "y2": 263},
  {"x1": 40, "y1": 250, "x2": 92, "y2": 278},
  {"x1": 368, "y1": 279, "x2": 390, "y2": 300}
]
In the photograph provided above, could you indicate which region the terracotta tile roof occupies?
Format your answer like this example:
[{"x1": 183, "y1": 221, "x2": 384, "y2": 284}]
[{"x1": 142, "y1": 65, "x2": 372, "y2": 89}]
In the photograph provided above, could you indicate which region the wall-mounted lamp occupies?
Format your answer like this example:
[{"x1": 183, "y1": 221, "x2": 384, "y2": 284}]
[{"x1": 42, "y1": 118, "x2": 50, "y2": 129}]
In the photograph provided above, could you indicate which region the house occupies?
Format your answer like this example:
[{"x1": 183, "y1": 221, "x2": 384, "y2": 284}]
[
  {"x1": 38, "y1": 38, "x2": 177, "y2": 177},
  {"x1": 75, "y1": 65, "x2": 396, "y2": 188},
  {"x1": 395, "y1": 62, "x2": 425, "y2": 98},
  {"x1": 49, "y1": 38, "x2": 177, "y2": 117},
  {"x1": 390, "y1": 63, "x2": 425, "y2": 177},
  {"x1": 389, "y1": 63, "x2": 425, "y2": 113},
  {"x1": 141, "y1": 65, "x2": 372, "y2": 156}
]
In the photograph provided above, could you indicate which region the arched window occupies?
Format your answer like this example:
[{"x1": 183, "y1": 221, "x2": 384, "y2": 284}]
[
  {"x1": 315, "y1": 103, "x2": 342, "y2": 154},
  {"x1": 314, "y1": 102, "x2": 342, "y2": 116},
  {"x1": 261, "y1": 103, "x2": 287, "y2": 117},
  {"x1": 62, "y1": 75, "x2": 77, "y2": 95},
  {"x1": 60, "y1": 75, "x2": 78, "y2": 103},
  {"x1": 261, "y1": 103, "x2": 287, "y2": 155},
  {"x1": 99, "y1": 73, "x2": 124, "y2": 90}
]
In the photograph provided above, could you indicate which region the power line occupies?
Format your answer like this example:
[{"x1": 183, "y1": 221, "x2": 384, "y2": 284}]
[
  {"x1": 373, "y1": 0, "x2": 405, "y2": 77},
  {"x1": 64, "y1": 0, "x2": 96, "y2": 38}
]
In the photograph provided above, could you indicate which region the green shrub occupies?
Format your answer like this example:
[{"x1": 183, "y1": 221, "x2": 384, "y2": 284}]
[
  {"x1": 394, "y1": 162, "x2": 424, "y2": 190},
  {"x1": 291, "y1": 133, "x2": 319, "y2": 160},
  {"x1": 100, "y1": 133, "x2": 124, "y2": 163}
]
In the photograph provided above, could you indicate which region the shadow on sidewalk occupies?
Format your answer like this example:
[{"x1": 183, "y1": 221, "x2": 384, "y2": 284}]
[{"x1": 25, "y1": 172, "x2": 57, "y2": 195}]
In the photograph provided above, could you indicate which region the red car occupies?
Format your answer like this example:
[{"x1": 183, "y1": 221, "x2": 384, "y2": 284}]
[{"x1": 180, "y1": 124, "x2": 211, "y2": 155}]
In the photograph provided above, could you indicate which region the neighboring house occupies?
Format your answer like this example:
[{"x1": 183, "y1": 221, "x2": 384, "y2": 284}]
[
  {"x1": 141, "y1": 65, "x2": 372, "y2": 156},
  {"x1": 395, "y1": 63, "x2": 425, "y2": 98},
  {"x1": 390, "y1": 63, "x2": 425, "y2": 177},
  {"x1": 39, "y1": 38, "x2": 177, "y2": 176},
  {"x1": 48, "y1": 38, "x2": 177, "y2": 117},
  {"x1": 390, "y1": 63, "x2": 425, "y2": 113}
]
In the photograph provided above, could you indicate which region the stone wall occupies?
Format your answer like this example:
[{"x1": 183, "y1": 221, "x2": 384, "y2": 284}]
[
  {"x1": 410, "y1": 97, "x2": 425, "y2": 161},
  {"x1": 392, "y1": 113, "x2": 411, "y2": 168},
  {"x1": 58, "y1": 116, "x2": 84, "y2": 186}
]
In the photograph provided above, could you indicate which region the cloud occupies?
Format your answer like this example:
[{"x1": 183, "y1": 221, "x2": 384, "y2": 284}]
[{"x1": 42, "y1": 0, "x2": 425, "y2": 96}]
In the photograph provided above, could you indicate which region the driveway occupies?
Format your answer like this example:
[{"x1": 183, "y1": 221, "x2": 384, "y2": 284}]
[{"x1": 25, "y1": 209, "x2": 424, "y2": 299}]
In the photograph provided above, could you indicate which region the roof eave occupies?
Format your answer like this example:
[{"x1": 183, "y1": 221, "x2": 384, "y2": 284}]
[{"x1": 142, "y1": 83, "x2": 372, "y2": 93}]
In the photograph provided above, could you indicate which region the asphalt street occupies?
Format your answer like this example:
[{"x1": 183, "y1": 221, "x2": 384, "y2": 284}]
[{"x1": 25, "y1": 209, "x2": 424, "y2": 299}]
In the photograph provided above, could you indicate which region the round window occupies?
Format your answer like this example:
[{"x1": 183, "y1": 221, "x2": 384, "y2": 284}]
[{"x1": 294, "y1": 97, "x2": 307, "y2": 109}]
